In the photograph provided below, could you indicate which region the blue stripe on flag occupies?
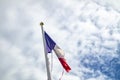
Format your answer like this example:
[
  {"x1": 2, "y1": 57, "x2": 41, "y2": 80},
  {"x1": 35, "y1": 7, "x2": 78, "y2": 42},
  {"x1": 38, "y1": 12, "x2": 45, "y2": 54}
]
[{"x1": 44, "y1": 32, "x2": 56, "y2": 53}]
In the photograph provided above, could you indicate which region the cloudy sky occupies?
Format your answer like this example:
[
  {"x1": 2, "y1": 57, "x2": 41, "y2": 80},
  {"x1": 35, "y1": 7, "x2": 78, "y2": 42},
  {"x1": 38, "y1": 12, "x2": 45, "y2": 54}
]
[{"x1": 0, "y1": 0, "x2": 120, "y2": 80}]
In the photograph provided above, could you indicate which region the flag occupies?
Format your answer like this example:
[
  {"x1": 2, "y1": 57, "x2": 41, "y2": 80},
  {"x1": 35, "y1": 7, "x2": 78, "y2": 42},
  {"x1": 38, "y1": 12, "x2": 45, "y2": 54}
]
[{"x1": 44, "y1": 32, "x2": 71, "y2": 72}]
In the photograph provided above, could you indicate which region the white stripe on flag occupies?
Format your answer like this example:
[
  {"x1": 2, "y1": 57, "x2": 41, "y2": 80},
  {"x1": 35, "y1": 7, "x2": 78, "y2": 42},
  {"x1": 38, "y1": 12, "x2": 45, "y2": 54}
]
[{"x1": 53, "y1": 45, "x2": 65, "y2": 58}]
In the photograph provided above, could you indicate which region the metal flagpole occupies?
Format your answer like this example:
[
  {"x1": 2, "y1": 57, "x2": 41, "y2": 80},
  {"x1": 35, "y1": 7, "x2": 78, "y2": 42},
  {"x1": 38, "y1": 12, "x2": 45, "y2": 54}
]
[{"x1": 40, "y1": 22, "x2": 52, "y2": 80}]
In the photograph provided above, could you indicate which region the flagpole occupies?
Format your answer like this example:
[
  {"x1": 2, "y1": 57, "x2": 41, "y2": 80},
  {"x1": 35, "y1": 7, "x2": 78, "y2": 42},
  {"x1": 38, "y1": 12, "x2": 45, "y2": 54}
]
[{"x1": 40, "y1": 22, "x2": 52, "y2": 80}]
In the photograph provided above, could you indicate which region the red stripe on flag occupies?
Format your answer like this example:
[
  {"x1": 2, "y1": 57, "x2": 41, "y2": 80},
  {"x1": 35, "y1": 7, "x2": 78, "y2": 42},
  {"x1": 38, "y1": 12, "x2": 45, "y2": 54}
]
[{"x1": 58, "y1": 58, "x2": 71, "y2": 72}]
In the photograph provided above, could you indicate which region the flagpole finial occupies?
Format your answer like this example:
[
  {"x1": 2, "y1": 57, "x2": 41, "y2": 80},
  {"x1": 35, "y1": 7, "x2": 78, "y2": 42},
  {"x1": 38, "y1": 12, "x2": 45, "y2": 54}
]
[{"x1": 40, "y1": 22, "x2": 44, "y2": 26}]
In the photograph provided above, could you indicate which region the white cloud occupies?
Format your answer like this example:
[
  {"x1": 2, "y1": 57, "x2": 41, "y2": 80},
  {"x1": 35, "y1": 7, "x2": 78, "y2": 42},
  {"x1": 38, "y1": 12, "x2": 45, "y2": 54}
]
[{"x1": 92, "y1": 0, "x2": 120, "y2": 12}]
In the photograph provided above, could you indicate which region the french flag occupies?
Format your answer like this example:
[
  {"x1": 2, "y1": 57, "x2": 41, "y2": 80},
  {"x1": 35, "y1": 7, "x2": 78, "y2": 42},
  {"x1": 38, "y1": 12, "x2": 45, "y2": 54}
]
[{"x1": 44, "y1": 32, "x2": 71, "y2": 72}]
